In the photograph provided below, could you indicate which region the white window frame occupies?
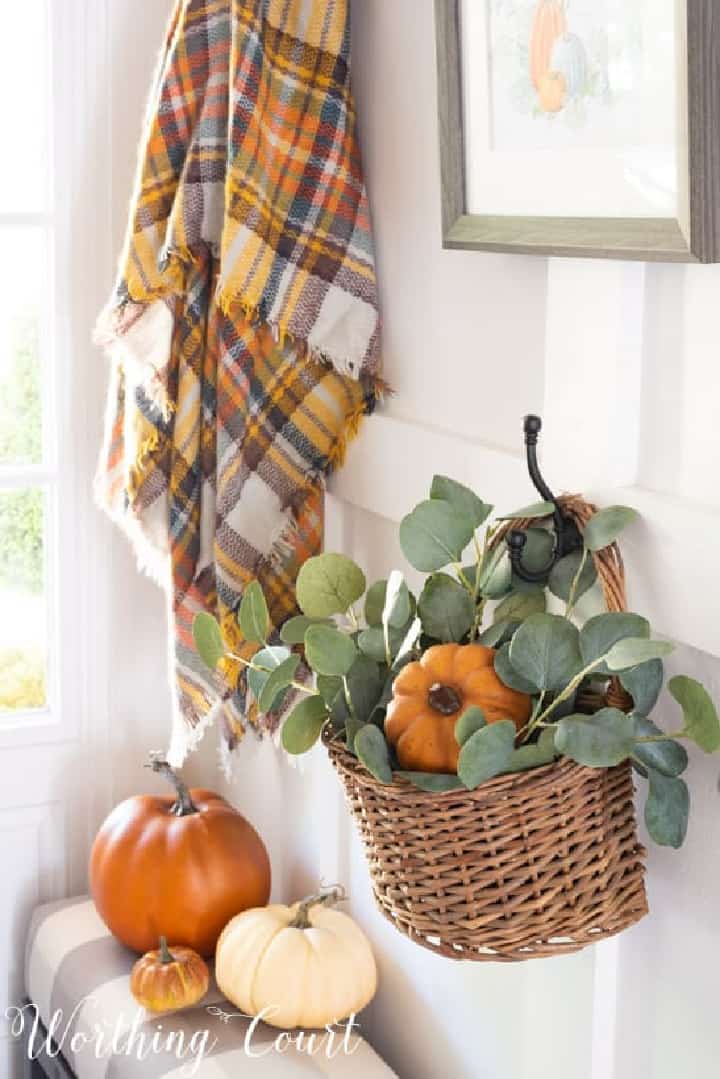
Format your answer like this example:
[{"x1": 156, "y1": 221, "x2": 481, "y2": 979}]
[{"x1": 0, "y1": 0, "x2": 113, "y2": 749}]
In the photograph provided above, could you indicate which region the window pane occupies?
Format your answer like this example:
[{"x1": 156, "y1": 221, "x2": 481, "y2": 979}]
[
  {"x1": 0, "y1": 488, "x2": 47, "y2": 712},
  {"x1": 0, "y1": 229, "x2": 45, "y2": 466},
  {"x1": 0, "y1": 3, "x2": 49, "y2": 212}
]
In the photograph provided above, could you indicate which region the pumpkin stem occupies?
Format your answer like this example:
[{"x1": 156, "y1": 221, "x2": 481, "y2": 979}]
[
  {"x1": 146, "y1": 753, "x2": 198, "y2": 816},
  {"x1": 159, "y1": 936, "x2": 174, "y2": 964},
  {"x1": 288, "y1": 885, "x2": 347, "y2": 930},
  {"x1": 428, "y1": 683, "x2": 462, "y2": 716}
]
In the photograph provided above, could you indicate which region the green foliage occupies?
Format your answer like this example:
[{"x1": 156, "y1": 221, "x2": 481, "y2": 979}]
[
  {"x1": 509, "y1": 614, "x2": 581, "y2": 692},
  {"x1": 632, "y1": 717, "x2": 688, "y2": 778},
  {"x1": 399, "y1": 499, "x2": 475, "y2": 572},
  {"x1": 296, "y1": 554, "x2": 366, "y2": 617},
  {"x1": 281, "y1": 696, "x2": 329, "y2": 754},
  {"x1": 549, "y1": 549, "x2": 597, "y2": 603},
  {"x1": 304, "y1": 625, "x2": 357, "y2": 677},
  {"x1": 584, "y1": 506, "x2": 639, "y2": 552},
  {"x1": 238, "y1": 581, "x2": 270, "y2": 643},
  {"x1": 258, "y1": 655, "x2": 300, "y2": 713},
  {"x1": 494, "y1": 586, "x2": 546, "y2": 624},
  {"x1": 0, "y1": 489, "x2": 44, "y2": 595},
  {"x1": 187, "y1": 465, "x2": 719, "y2": 854},
  {"x1": 554, "y1": 709, "x2": 635, "y2": 767},
  {"x1": 418, "y1": 574, "x2": 474, "y2": 642},
  {"x1": 579, "y1": 613, "x2": 650, "y2": 672},
  {"x1": 499, "y1": 501, "x2": 555, "y2": 520},
  {"x1": 494, "y1": 643, "x2": 539, "y2": 694},
  {"x1": 355, "y1": 724, "x2": 393, "y2": 783},
  {"x1": 644, "y1": 769, "x2": 689, "y2": 848},
  {"x1": 192, "y1": 613, "x2": 225, "y2": 670},
  {"x1": 430, "y1": 475, "x2": 492, "y2": 528},
  {"x1": 247, "y1": 646, "x2": 291, "y2": 701},
  {"x1": 619, "y1": 660, "x2": 664, "y2": 716},
  {"x1": 669, "y1": 675, "x2": 720, "y2": 752},
  {"x1": 455, "y1": 706, "x2": 487, "y2": 747},
  {"x1": 458, "y1": 721, "x2": 517, "y2": 788}
]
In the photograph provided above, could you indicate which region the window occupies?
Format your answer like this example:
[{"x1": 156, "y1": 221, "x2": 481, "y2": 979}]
[{"x1": 0, "y1": 3, "x2": 55, "y2": 715}]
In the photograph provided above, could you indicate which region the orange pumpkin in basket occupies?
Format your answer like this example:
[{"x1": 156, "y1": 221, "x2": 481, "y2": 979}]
[{"x1": 385, "y1": 644, "x2": 532, "y2": 774}]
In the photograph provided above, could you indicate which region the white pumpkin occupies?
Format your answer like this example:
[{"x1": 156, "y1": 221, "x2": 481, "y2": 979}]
[{"x1": 215, "y1": 889, "x2": 378, "y2": 1029}]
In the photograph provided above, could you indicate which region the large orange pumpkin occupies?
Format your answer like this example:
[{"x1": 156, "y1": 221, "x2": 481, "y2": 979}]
[
  {"x1": 530, "y1": 0, "x2": 566, "y2": 90},
  {"x1": 385, "y1": 644, "x2": 533, "y2": 774},
  {"x1": 90, "y1": 756, "x2": 271, "y2": 957}
]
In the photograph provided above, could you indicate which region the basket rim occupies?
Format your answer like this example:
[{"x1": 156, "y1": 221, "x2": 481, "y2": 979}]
[{"x1": 323, "y1": 729, "x2": 623, "y2": 805}]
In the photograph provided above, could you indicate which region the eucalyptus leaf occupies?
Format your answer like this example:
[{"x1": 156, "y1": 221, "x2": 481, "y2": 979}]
[
  {"x1": 316, "y1": 674, "x2": 343, "y2": 708},
  {"x1": 499, "y1": 501, "x2": 555, "y2": 520},
  {"x1": 280, "y1": 696, "x2": 329, "y2": 755},
  {"x1": 478, "y1": 619, "x2": 520, "y2": 648},
  {"x1": 393, "y1": 617, "x2": 422, "y2": 665},
  {"x1": 605, "y1": 638, "x2": 675, "y2": 671},
  {"x1": 399, "y1": 499, "x2": 475, "y2": 572},
  {"x1": 479, "y1": 551, "x2": 513, "y2": 599},
  {"x1": 304, "y1": 625, "x2": 357, "y2": 677},
  {"x1": 494, "y1": 586, "x2": 546, "y2": 624},
  {"x1": 619, "y1": 660, "x2": 664, "y2": 717},
  {"x1": 549, "y1": 549, "x2": 598, "y2": 603},
  {"x1": 355, "y1": 725, "x2": 393, "y2": 784},
  {"x1": 644, "y1": 768, "x2": 689, "y2": 848},
  {"x1": 632, "y1": 717, "x2": 688, "y2": 778},
  {"x1": 579, "y1": 613, "x2": 650, "y2": 674},
  {"x1": 509, "y1": 614, "x2": 581, "y2": 692},
  {"x1": 506, "y1": 728, "x2": 557, "y2": 774},
  {"x1": 280, "y1": 615, "x2": 333, "y2": 645},
  {"x1": 430, "y1": 475, "x2": 492, "y2": 529},
  {"x1": 669, "y1": 675, "x2": 720, "y2": 753},
  {"x1": 418, "y1": 574, "x2": 474, "y2": 643},
  {"x1": 192, "y1": 613, "x2": 225, "y2": 671},
  {"x1": 584, "y1": 506, "x2": 639, "y2": 552},
  {"x1": 382, "y1": 570, "x2": 413, "y2": 632},
  {"x1": 238, "y1": 580, "x2": 270, "y2": 644},
  {"x1": 364, "y1": 580, "x2": 388, "y2": 627},
  {"x1": 458, "y1": 720, "x2": 517, "y2": 789},
  {"x1": 344, "y1": 655, "x2": 384, "y2": 726},
  {"x1": 397, "y1": 772, "x2": 464, "y2": 793},
  {"x1": 258, "y1": 654, "x2": 301, "y2": 713},
  {"x1": 554, "y1": 708, "x2": 634, "y2": 768},
  {"x1": 247, "y1": 646, "x2": 291, "y2": 701},
  {"x1": 494, "y1": 643, "x2": 540, "y2": 694},
  {"x1": 296, "y1": 553, "x2": 366, "y2": 618},
  {"x1": 455, "y1": 706, "x2": 487, "y2": 747}
]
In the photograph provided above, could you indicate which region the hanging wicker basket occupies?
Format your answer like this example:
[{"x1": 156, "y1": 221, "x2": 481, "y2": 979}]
[{"x1": 324, "y1": 495, "x2": 649, "y2": 962}]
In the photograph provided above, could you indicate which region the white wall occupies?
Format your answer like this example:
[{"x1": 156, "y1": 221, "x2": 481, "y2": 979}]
[{"x1": 212, "y1": 3, "x2": 720, "y2": 1079}]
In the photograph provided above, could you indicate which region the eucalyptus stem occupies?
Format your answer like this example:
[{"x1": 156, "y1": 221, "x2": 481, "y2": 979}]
[
  {"x1": 565, "y1": 546, "x2": 589, "y2": 620},
  {"x1": 342, "y1": 675, "x2": 358, "y2": 721},
  {"x1": 454, "y1": 564, "x2": 475, "y2": 594},
  {"x1": 227, "y1": 651, "x2": 315, "y2": 697},
  {"x1": 533, "y1": 657, "x2": 605, "y2": 729},
  {"x1": 518, "y1": 690, "x2": 547, "y2": 743}
]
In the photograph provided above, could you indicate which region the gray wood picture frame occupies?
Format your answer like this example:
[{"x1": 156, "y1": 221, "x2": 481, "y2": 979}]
[{"x1": 435, "y1": 0, "x2": 720, "y2": 262}]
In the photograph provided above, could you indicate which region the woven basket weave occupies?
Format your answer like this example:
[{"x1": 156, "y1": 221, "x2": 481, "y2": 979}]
[{"x1": 325, "y1": 495, "x2": 649, "y2": 962}]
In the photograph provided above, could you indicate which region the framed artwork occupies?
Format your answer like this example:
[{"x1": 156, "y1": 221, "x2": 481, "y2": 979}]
[{"x1": 435, "y1": 0, "x2": 720, "y2": 261}]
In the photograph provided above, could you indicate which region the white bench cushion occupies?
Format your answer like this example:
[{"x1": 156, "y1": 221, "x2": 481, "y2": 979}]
[{"x1": 25, "y1": 898, "x2": 395, "y2": 1079}]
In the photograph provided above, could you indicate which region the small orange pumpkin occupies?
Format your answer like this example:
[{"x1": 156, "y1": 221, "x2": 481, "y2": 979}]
[
  {"x1": 538, "y1": 71, "x2": 567, "y2": 113},
  {"x1": 130, "y1": 937, "x2": 209, "y2": 1013},
  {"x1": 385, "y1": 644, "x2": 533, "y2": 774}
]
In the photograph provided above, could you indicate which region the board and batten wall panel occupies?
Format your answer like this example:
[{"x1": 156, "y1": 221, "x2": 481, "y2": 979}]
[{"x1": 212, "y1": 2, "x2": 720, "y2": 1079}]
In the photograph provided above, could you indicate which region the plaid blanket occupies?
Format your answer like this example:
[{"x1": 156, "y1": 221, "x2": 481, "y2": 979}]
[{"x1": 96, "y1": 0, "x2": 380, "y2": 766}]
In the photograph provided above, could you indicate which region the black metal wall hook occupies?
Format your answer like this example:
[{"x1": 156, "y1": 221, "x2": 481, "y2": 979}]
[{"x1": 506, "y1": 415, "x2": 583, "y2": 583}]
